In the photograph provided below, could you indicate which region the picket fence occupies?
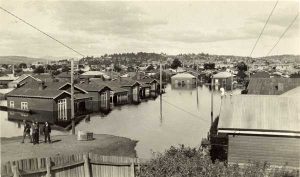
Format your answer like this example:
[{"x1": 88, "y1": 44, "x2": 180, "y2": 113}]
[{"x1": 1, "y1": 153, "x2": 145, "y2": 177}]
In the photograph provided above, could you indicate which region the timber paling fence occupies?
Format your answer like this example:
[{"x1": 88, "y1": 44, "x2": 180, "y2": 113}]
[{"x1": 1, "y1": 153, "x2": 146, "y2": 177}]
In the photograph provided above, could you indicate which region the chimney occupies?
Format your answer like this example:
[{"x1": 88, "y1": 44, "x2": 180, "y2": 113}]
[{"x1": 39, "y1": 81, "x2": 46, "y2": 90}]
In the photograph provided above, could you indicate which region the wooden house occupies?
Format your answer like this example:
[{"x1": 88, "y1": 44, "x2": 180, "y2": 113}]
[
  {"x1": 138, "y1": 78, "x2": 159, "y2": 97},
  {"x1": 212, "y1": 72, "x2": 234, "y2": 91},
  {"x1": 139, "y1": 82, "x2": 151, "y2": 99},
  {"x1": 105, "y1": 78, "x2": 141, "y2": 104},
  {"x1": 6, "y1": 82, "x2": 92, "y2": 124},
  {"x1": 171, "y1": 73, "x2": 196, "y2": 88},
  {"x1": 247, "y1": 78, "x2": 300, "y2": 95},
  {"x1": 78, "y1": 82, "x2": 112, "y2": 113},
  {"x1": 0, "y1": 74, "x2": 18, "y2": 88},
  {"x1": 217, "y1": 95, "x2": 300, "y2": 169}
]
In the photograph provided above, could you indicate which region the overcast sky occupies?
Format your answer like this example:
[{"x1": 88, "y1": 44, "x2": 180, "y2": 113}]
[{"x1": 0, "y1": 0, "x2": 299, "y2": 59}]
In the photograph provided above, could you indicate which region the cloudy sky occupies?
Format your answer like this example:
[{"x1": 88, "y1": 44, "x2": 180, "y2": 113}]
[{"x1": 0, "y1": 0, "x2": 299, "y2": 59}]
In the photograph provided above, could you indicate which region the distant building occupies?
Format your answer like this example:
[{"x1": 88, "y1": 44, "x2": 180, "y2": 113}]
[
  {"x1": 171, "y1": 73, "x2": 196, "y2": 88},
  {"x1": 81, "y1": 71, "x2": 110, "y2": 80},
  {"x1": 0, "y1": 74, "x2": 18, "y2": 88},
  {"x1": 212, "y1": 72, "x2": 234, "y2": 91},
  {"x1": 247, "y1": 78, "x2": 300, "y2": 95},
  {"x1": 218, "y1": 95, "x2": 300, "y2": 168}
]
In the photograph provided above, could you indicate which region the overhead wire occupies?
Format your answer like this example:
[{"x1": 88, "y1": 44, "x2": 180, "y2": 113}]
[
  {"x1": 0, "y1": 6, "x2": 85, "y2": 57},
  {"x1": 266, "y1": 12, "x2": 299, "y2": 56},
  {"x1": 249, "y1": 0, "x2": 278, "y2": 57}
]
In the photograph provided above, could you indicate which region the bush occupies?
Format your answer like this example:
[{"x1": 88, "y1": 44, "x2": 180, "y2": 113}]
[{"x1": 136, "y1": 145, "x2": 299, "y2": 177}]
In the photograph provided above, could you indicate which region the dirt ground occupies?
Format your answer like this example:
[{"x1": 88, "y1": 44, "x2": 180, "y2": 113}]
[{"x1": 1, "y1": 134, "x2": 137, "y2": 163}]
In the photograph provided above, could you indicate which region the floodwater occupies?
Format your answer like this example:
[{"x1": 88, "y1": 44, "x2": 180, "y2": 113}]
[{"x1": 0, "y1": 85, "x2": 241, "y2": 159}]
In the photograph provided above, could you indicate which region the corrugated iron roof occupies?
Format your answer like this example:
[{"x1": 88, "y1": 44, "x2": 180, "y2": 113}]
[
  {"x1": 218, "y1": 95, "x2": 300, "y2": 133},
  {"x1": 247, "y1": 78, "x2": 300, "y2": 95},
  {"x1": 213, "y1": 72, "x2": 233, "y2": 79}
]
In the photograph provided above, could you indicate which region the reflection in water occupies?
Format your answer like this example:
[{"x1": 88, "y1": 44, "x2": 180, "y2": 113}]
[{"x1": 0, "y1": 84, "x2": 241, "y2": 159}]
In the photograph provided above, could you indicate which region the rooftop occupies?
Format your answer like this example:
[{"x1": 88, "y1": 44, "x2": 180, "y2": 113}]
[
  {"x1": 218, "y1": 95, "x2": 300, "y2": 136},
  {"x1": 247, "y1": 78, "x2": 300, "y2": 95},
  {"x1": 213, "y1": 71, "x2": 233, "y2": 79},
  {"x1": 171, "y1": 73, "x2": 196, "y2": 79}
]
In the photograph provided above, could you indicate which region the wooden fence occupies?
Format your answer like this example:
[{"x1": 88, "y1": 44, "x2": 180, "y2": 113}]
[{"x1": 1, "y1": 153, "x2": 144, "y2": 177}]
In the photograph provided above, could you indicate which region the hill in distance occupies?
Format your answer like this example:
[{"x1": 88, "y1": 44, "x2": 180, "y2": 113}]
[{"x1": 0, "y1": 56, "x2": 50, "y2": 64}]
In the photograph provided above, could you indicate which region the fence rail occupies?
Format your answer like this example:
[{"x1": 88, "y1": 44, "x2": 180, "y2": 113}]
[{"x1": 1, "y1": 153, "x2": 146, "y2": 177}]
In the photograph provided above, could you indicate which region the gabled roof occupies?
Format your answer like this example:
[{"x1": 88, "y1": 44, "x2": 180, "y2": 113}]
[
  {"x1": 7, "y1": 87, "x2": 70, "y2": 99},
  {"x1": 218, "y1": 95, "x2": 300, "y2": 136},
  {"x1": 213, "y1": 72, "x2": 233, "y2": 79},
  {"x1": 171, "y1": 73, "x2": 196, "y2": 79},
  {"x1": 247, "y1": 78, "x2": 300, "y2": 95},
  {"x1": 9, "y1": 74, "x2": 41, "y2": 84}
]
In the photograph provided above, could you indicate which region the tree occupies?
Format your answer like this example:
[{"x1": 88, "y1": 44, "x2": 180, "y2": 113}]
[
  {"x1": 62, "y1": 66, "x2": 70, "y2": 72},
  {"x1": 1, "y1": 64, "x2": 8, "y2": 69},
  {"x1": 33, "y1": 66, "x2": 45, "y2": 74},
  {"x1": 204, "y1": 63, "x2": 215, "y2": 70},
  {"x1": 236, "y1": 62, "x2": 248, "y2": 71},
  {"x1": 290, "y1": 72, "x2": 300, "y2": 78},
  {"x1": 19, "y1": 63, "x2": 27, "y2": 69},
  {"x1": 30, "y1": 65, "x2": 36, "y2": 70},
  {"x1": 146, "y1": 64, "x2": 154, "y2": 71},
  {"x1": 171, "y1": 58, "x2": 182, "y2": 69},
  {"x1": 114, "y1": 65, "x2": 122, "y2": 72}
]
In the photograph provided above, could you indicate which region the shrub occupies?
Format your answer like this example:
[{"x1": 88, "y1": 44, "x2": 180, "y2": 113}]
[{"x1": 136, "y1": 145, "x2": 299, "y2": 177}]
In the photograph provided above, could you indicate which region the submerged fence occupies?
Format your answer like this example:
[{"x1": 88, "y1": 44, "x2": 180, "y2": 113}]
[{"x1": 1, "y1": 153, "x2": 144, "y2": 177}]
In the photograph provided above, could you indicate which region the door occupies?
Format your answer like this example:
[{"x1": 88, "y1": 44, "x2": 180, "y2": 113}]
[{"x1": 58, "y1": 99, "x2": 67, "y2": 120}]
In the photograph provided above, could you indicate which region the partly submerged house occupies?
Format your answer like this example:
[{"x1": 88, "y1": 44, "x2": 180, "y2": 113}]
[
  {"x1": 212, "y1": 72, "x2": 234, "y2": 91},
  {"x1": 6, "y1": 82, "x2": 92, "y2": 124},
  {"x1": 138, "y1": 78, "x2": 159, "y2": 97},
  {"x1": 171, "y1": 73, "x2": 196, "y2": 88},
  {"x1": 78, "y1": 82, "x2": 112, "y2": 113},
  {"x1": 217, "y1": 95, "x2": 300, "y2": 168},
  {"x1": 247, "y1": 78, "x2": 300, "y2": 95},
  {"x1": 105, "y1": 78, "x2": 141, "y2": 104}
]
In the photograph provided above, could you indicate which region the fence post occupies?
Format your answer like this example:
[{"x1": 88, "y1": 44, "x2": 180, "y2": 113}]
[
  {"x1": 130, "y1": 162, "x2": 135, "y2": 177},
  {"x1": 46, "y1": 157, "x2": 51, "y2": 177},
  {"x1": 11, "y1": 163, "x2": 20, "y2": 177},
  {"x1": 83, "y1": 154, "x2": 91, "y2": 177}
]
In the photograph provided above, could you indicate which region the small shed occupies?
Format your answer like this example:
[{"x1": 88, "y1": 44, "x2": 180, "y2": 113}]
[{"x1": 171, "y1": 73, "x2": 196, "y2": 86}]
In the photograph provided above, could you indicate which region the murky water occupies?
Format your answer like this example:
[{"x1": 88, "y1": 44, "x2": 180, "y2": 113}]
[{"x1": 0, "y1": 85, "x2": 241, "y2": 159}]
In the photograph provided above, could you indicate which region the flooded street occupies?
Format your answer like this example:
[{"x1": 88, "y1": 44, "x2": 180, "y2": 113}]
[{"x1": 1, "y1": 85, "x2": 241, "y2": 159}]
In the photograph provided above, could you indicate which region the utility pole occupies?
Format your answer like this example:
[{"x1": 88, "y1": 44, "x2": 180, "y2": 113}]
[
  {"x1": 160, "y1": 59, "x2": 163, "y2": 120},
  {"x1": 211, "y1": 76, "x2": 214, "y2": 126},
  {"x1": 71, "y1": 59, "x2": 75, "y2": 135}
]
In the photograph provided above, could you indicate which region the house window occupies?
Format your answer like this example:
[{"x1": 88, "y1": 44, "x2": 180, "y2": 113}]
[
  {"x1": 58, "y1": 99, "x2": 67, "y2": 120},
  {"x1": 9, "y1": 101, "x2": 14, "y2": 108},
  {"x1": 21, "y1": 102, "x2": 28, "y2": 110}
]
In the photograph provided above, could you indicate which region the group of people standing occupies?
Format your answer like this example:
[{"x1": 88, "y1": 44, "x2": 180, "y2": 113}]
[{"x1": 21, "y1": 120, "x2": 52, "y2": 144}]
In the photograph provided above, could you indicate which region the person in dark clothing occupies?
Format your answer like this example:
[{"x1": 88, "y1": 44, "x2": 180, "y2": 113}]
[
  {"x1": 43, "y1": 122, "x2": 51, "y2": 143},
  {"x1": 21, "y1": 120, "x2": 32, "y2": 143},
  {"x1": 32, "y1": 122, "x2": 39, "y2": 145}
]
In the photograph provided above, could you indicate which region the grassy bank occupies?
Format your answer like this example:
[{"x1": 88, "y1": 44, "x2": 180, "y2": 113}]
[{"x1": 1, "y1": 134, "x2": 137, "y2": 163}]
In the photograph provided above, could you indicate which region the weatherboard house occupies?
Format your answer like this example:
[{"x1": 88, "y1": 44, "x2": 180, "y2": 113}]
[
  {"x1": 6, "y1": 82, "x2": 92, "y2": 124},
  {"x1": 171, "y1": 73, "x2": 196, "y2": 88},
  {"x1": 217, "y1": 95, "x2": 300, "y2": 168}
]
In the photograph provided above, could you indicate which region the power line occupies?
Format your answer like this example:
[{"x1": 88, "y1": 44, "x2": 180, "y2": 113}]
[
  {"x1": 266, "y1": 13, "x2": 299, "y2": 56},
  {"x1": 162, "y1": 99, "x2": 210, "y2": 123},
  {"x1": 0, "y1": 6, "x2": 85, "y2": 57},
  {"x1": 249, "y1": 1, "x2": 278, "y2": 57}
]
